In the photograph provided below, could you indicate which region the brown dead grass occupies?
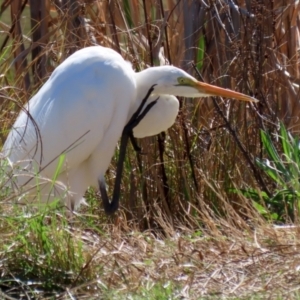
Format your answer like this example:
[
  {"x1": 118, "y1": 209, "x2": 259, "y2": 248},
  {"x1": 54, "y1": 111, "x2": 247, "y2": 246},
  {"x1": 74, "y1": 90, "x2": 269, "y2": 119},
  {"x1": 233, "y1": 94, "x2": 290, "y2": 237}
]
[
  {"x1": 4, "y1": 227, "x2": 300, "y2": 299},
  {"x1": 1, "y1": 210, "x2": 300, "y2": 299},
  {"x1": 66, "y1": 226, "x2": 300, "y2": 299},
  {"x1": 82, "y1": 226, "x2": 300, "y2": 299}
]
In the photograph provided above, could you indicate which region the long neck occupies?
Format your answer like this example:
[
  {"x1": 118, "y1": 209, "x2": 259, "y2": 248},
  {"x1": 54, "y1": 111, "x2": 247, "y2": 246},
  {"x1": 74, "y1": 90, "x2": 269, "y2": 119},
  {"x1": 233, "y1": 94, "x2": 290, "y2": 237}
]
[
  {"x1": 134, "y1": 66, "x2": 164, "y2": 99},
  {"x1": 128, "y1": 67, "x2": 164, "y2": 121}
]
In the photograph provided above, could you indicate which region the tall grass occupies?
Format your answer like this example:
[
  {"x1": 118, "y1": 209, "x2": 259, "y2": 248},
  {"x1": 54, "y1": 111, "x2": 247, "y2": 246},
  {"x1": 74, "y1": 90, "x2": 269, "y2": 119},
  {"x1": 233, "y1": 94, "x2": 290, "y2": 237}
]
[
  {"x1": 1, "y1": 0, "x2": 300, "y2": 228},
  {"x1": 1, "y1": 1, "x2": 300, "y2": 297}
]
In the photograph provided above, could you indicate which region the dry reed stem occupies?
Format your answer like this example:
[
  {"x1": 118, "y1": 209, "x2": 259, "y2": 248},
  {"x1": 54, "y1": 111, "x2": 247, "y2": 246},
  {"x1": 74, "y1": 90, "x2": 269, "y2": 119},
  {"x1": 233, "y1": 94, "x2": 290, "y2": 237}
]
[{"x1": 1, "y1": 0, "x2": 300, "y2": 229}]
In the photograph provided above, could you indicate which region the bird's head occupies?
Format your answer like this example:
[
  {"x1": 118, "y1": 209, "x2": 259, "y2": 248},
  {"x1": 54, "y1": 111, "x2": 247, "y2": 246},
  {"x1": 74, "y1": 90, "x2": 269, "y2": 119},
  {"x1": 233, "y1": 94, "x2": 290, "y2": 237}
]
[{"x1": 137, "y1": 66, "x2": 258, "y2": 103}]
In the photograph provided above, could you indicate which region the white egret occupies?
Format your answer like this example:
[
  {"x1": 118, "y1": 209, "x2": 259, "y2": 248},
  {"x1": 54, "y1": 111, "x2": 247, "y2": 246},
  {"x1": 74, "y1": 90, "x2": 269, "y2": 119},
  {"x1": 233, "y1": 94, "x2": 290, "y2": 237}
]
[{"x1": 2, "y1": 46, "x2": 258, "y2": 214}]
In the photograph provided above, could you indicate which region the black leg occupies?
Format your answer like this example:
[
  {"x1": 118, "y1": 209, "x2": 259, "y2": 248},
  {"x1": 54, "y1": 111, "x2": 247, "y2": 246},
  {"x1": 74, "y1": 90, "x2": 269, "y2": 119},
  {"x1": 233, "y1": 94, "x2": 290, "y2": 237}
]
[
  {"x1": 128, "y1": 97, "x2": 159, "y2": 154},
  {"x1": 98, "y1": 85, "x2": 159, "y2": 215},
  {"x1": 99, "y1": 132, "x2": 129, "y2": 215},
  {"x1": 126, "y1": 84, "x2": 157, "y2": 126},
  {"x1": 125, "y1": 98, "x2": 158, "y2": 132}
]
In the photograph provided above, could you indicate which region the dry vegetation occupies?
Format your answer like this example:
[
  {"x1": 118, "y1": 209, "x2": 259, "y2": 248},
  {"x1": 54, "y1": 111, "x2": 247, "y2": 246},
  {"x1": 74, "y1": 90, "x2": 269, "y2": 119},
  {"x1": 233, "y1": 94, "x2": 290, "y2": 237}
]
[{"x1": 1, "y1": 0, "x2": 300, "y2": 299}]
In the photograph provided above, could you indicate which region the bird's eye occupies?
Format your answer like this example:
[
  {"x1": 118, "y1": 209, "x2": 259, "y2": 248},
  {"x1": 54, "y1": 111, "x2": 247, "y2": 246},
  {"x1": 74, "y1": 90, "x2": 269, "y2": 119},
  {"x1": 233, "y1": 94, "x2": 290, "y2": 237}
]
[{"x1": 177, "y1": 77, "x2": 186, "y2": 84}]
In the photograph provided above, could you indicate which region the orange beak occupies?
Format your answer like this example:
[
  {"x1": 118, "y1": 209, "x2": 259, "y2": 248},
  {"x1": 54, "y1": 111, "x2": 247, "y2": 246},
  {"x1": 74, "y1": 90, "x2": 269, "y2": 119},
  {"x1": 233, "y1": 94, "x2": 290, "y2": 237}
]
[{"x1": 194, "y1": 81, "x2": 258, "y2": 103}]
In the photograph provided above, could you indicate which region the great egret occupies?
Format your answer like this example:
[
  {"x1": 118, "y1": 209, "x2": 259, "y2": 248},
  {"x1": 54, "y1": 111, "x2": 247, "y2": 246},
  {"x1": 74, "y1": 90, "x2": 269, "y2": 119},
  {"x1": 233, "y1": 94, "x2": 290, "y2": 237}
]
[{"x1": 2, "y1": 46, "x2": 257, "y2": 214}]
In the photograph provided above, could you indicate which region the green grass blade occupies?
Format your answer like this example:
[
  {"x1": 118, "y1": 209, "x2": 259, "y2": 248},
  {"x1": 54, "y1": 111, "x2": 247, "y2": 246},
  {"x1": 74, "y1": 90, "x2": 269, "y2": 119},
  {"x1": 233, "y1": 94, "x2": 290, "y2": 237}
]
[
  {"x1": 256, "y1": 158, "x2": 285, "y2": 186},
  {"x1": 52, "y1": 154, "x2": 65, "y2": 182},
  {"x1": 260, "y1": 129, "x2": 289, "y2": 178},
  {"x1": 280, "y1": 122, "x2": 291, "y2": 159},
  {"x1": 196, "y1": 35, "x2": 205, "y2": 70},
  {"x1": 122, "y1": 0, "x2": 133, "y2": 28}
]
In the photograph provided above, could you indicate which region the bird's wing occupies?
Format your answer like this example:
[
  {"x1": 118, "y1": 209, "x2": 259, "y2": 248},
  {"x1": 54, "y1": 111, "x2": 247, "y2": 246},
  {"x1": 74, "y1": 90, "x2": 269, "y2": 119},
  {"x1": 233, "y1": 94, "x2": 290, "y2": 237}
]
[{"x1": 3, "y1": 46, "x2": 136, "y2": 178}]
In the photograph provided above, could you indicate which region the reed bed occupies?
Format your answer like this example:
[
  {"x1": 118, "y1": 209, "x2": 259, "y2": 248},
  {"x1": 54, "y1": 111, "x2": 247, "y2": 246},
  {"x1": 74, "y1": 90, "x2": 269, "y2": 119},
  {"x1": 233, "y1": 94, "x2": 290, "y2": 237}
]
[{"x1": 0, "y1": 0, "x2": 300, "y2": 298}]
